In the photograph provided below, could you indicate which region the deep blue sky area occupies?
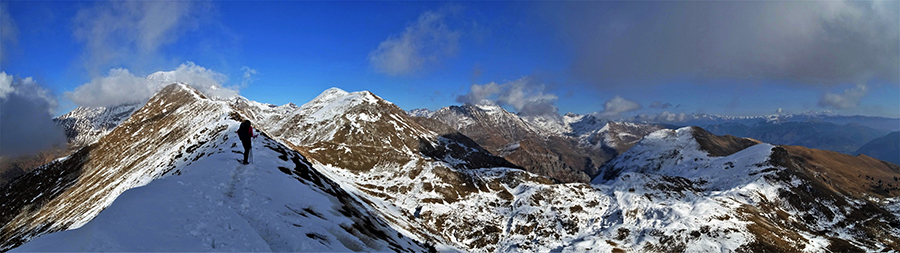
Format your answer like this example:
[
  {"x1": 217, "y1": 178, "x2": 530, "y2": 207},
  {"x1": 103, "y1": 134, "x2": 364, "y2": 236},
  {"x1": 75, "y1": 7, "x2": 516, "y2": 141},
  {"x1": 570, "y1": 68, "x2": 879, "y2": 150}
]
[{"x1": 1, "y1": 0, "x2": 898, "y2": 119}]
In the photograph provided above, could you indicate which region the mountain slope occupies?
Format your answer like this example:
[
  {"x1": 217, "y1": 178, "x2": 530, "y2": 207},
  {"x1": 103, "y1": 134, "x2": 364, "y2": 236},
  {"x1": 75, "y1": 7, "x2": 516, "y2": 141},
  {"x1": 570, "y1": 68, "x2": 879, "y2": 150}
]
[
  {"x1": 855, "y1": 131, "x2": 900, "y2": 165},
  {"x1": 2, "y1": 84, "x2": 428, "y2": 251},
  {"x1": 430, "y1": 104, "x2": 663, "y2": 183},
  {"x1": 431, "y1": 104, "x2": 603, "y2": 183}
]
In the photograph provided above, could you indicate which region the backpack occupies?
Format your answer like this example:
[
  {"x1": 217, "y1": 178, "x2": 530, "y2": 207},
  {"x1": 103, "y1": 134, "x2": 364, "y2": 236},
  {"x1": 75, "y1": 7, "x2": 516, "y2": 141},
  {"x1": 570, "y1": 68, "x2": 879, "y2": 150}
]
[{"x1": 238, "y1": 120, "x2": 252, "y2": 140}]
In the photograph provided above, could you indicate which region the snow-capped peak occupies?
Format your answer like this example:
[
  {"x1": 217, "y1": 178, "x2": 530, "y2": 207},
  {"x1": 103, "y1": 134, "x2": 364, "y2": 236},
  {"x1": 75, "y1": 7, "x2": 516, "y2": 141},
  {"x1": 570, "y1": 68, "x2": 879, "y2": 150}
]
[
  {"x1": 310, "y1": 87, "x2": 350, "y2": 104},
  {"x1": 469, "y1": 101, "x2": 503, "y2": 115}
]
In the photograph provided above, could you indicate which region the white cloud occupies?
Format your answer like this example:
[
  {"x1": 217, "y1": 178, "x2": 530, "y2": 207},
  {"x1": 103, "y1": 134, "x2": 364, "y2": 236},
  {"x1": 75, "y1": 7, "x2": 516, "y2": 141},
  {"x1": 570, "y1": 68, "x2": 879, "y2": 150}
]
[
  {"x1": 73, "y1": 1, "x2": 211, "y2": 75},
  {"x1": 67, "y1": 68, "x2": 155, "y2": 107},
  {"x1": 457, "y1": 82, "x2": 501, "y2": 105},
  {"x1": 818, "y1": 83, "x2": 868, "y2": 110},
  {"x1": 66, "y1": 62, "x2": 238, "y2": 107},
  {"x1": 599, "y1": 95, "x2": 641, "y2": 118},
  {"x1": 456, "y1": 76, "x2": 560, "y2": 116},
  {"x1": 149, "y1": 62, "x2": 235, "y2": 99},
  {"x1": 659, "y1": 111, "x2": 687, "y2": 122},
  {"x1": 241, "y1": 66, "x2": 257, "y2": 87},
  {"x1": 369, "y1": 9, "x2": 461, "y2": 76},
  {"x1": 0, "y1": 71, "x2": 13, "y2": 99},
  {"x1": 496, "y1": 77, "x2": 558, "y2": 116}
]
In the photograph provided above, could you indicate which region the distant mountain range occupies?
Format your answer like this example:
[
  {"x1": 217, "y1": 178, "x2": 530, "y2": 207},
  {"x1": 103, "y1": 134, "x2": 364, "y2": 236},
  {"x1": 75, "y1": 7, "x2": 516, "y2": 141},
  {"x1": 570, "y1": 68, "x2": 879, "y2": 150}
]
[
  {"x1": 629, "y1": 112, "x2": 900, "y2": 132},
  {"x1": 1, "y1": 84, "x2": 898, "y2": 251},
  {"x1": 855, "y1": 131, "x2": 900, "y2": 165},
  {"x1": 411, "y1": 108, "x2": 899, "y2": 157},
  {"x1": 701, "y1": 121, "x2": 892, "y2": 155}
]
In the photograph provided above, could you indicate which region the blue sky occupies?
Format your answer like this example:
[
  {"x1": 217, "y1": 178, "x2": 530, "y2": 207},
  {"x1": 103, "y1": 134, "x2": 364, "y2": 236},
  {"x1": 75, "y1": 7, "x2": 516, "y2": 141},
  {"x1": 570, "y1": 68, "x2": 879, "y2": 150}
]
[{"x1": 1, "y1": 0, "x2": 898, "y2": 119}]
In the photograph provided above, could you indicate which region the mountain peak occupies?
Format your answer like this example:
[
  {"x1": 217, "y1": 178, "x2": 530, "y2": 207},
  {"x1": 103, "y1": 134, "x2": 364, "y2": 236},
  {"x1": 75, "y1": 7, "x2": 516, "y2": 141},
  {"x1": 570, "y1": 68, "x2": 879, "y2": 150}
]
[
  {"x1": 306, "y1": 87, "x2": 350, "y2": 105},
  {"x1": 473, "y1": 101, "x2": 503, "y2": 113}
]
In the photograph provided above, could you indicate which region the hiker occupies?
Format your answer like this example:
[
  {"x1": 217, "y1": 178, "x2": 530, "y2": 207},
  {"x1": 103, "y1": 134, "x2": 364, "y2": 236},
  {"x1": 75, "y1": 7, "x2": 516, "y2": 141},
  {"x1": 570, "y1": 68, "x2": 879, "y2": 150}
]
[{"x1": 236, "y1": 120, "x2": 258, "y2": 164}]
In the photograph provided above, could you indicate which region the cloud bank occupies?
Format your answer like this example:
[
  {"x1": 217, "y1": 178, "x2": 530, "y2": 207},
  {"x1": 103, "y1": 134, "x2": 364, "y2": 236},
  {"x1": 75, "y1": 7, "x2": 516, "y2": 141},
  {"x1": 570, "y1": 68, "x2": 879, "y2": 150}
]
[
  {"x1": 369, "y1": 8, "x2": 461, "y2": 76},
  {"x1": 66, "y1": 62, "x2": 237, "y2": 107},
  {"x1": 0, "y1": 72, "x2": 66, "y2": 156},
  {"x1": 456, "y1": 76, "x2": 559, "y2": 116},
  {"x1": 546, "y1": 1, "x2": 899, "y2": 86}
]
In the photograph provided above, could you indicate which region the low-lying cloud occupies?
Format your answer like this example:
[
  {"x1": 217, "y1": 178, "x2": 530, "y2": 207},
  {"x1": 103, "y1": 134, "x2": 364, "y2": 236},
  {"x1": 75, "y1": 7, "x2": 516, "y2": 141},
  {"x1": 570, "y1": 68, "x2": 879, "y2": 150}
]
[
  {"x1": 598, "y1": 95, "x2": 641, "y2": 118},
  {"x1": 649, "y1": 101, "x2": 672, "y2": 109},
  {"x1": 818, "y1": 84, "x2": 869, "y2": 110},
  {"x1": 66, "y1": 62, "x2": 238, "y2": 107},
  {"x1": 456, "y1": 76, "x2": 559, "y2": 116},
  {"x1": 0, "y1": 72, "x2": 66, "y2": 157},
  {"x1": 369, "y1": 8, "x2": 461, "y2": 76}
]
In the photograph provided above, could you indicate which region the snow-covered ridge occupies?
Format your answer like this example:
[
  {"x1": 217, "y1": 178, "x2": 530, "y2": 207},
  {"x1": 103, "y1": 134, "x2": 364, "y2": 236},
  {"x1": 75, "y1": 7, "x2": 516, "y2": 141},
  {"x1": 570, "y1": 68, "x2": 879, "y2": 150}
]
[
  {"x1": 593, "y1": 127, "x2": 774, "y2": 188},
  {"x1": 13, "y1": 120, "x2": 427, "y2": 252},
  {"x1": 2, "y1": 84, "x2": 236, "y2": 249}
]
